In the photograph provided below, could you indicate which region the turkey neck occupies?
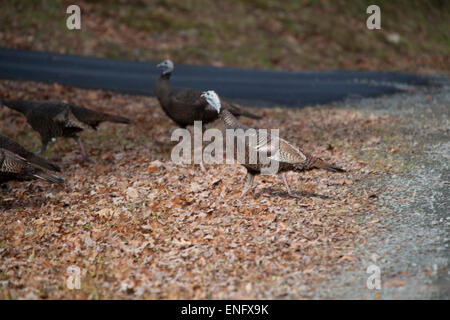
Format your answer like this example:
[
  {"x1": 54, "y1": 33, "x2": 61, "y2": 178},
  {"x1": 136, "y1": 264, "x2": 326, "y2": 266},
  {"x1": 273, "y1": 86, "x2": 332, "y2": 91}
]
[
  {"x1": 154, "y1": 73, "x2": 171, "y2": 102},
  {"x1": 219, "y1": 109, "x2": 244, "y2": 129}
]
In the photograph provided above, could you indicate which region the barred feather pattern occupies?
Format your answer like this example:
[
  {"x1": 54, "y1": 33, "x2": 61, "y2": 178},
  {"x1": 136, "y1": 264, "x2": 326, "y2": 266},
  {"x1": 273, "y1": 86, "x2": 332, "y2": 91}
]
[
  {"x1": 218, "y1": 109, "x2": 344, "y2": 175},
  {"x1": 0, "y1": 134, "x2": 60, "y2": 172},
  {"x1": 0, "y1": 148, "x2": 63, "y2": 184}
]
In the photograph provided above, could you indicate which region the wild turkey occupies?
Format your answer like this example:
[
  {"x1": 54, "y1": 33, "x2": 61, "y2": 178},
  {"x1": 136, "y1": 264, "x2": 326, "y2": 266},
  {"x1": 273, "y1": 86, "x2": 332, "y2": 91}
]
[
  {"x1": 154, "y1": 60, "x2": 262, "y2": 130},
  {"x1": 200, "y1": 90, "x2": 345, "y2": 198},
  {"x1": 0, "y1": 134, "x2": 63, "y2": 184},
  {"x1": 1, "y1": 99, "x2": 131, "y2": 161}
]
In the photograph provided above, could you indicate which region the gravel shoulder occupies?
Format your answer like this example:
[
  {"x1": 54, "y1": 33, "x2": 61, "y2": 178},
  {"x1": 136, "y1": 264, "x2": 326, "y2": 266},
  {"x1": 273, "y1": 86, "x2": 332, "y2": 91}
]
[{"x1": 313, "y1": 80, "x2": 450, "y2": 299}]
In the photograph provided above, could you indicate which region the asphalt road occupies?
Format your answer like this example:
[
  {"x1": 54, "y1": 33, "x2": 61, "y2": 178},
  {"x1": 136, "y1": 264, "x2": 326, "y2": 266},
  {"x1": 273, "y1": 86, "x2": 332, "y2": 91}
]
[{"x1": 0, "y1": 47, "x2": 434, "y2": 107}]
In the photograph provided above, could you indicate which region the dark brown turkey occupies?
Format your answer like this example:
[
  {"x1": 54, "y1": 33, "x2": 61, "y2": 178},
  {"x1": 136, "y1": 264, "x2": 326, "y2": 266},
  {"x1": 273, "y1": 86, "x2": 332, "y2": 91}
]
[
  {"x1": 1, "y1": 99, "x2": 131, "y2": 162},
  {"x1": 201, "y1": 90, "x2": 345, "y2": 198},
  {"x1": 0, "y1": 134, "x2": 63, "y2": 184},
  {"x1": 154, "y1": 60, "x2": 262, "y2": 130}
]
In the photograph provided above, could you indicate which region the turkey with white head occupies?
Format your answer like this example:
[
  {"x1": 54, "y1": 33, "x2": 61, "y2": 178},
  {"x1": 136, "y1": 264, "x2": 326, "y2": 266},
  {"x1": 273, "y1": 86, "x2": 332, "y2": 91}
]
[{"x1": 200, "y1": 90, "x2": 345, "y2": 198}]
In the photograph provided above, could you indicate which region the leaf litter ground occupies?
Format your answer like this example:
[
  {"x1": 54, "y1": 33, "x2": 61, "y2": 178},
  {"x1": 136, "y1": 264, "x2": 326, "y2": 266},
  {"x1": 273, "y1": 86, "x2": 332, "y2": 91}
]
[{"x1": 0, "y1": 80, "x2": 396, "y2": 299}]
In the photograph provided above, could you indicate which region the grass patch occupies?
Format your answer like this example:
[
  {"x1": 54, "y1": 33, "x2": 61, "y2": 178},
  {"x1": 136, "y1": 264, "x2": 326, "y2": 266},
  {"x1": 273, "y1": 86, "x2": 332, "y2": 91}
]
[{"x1": 0, "y1": 0, "x2": 448, "y2": 72}]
